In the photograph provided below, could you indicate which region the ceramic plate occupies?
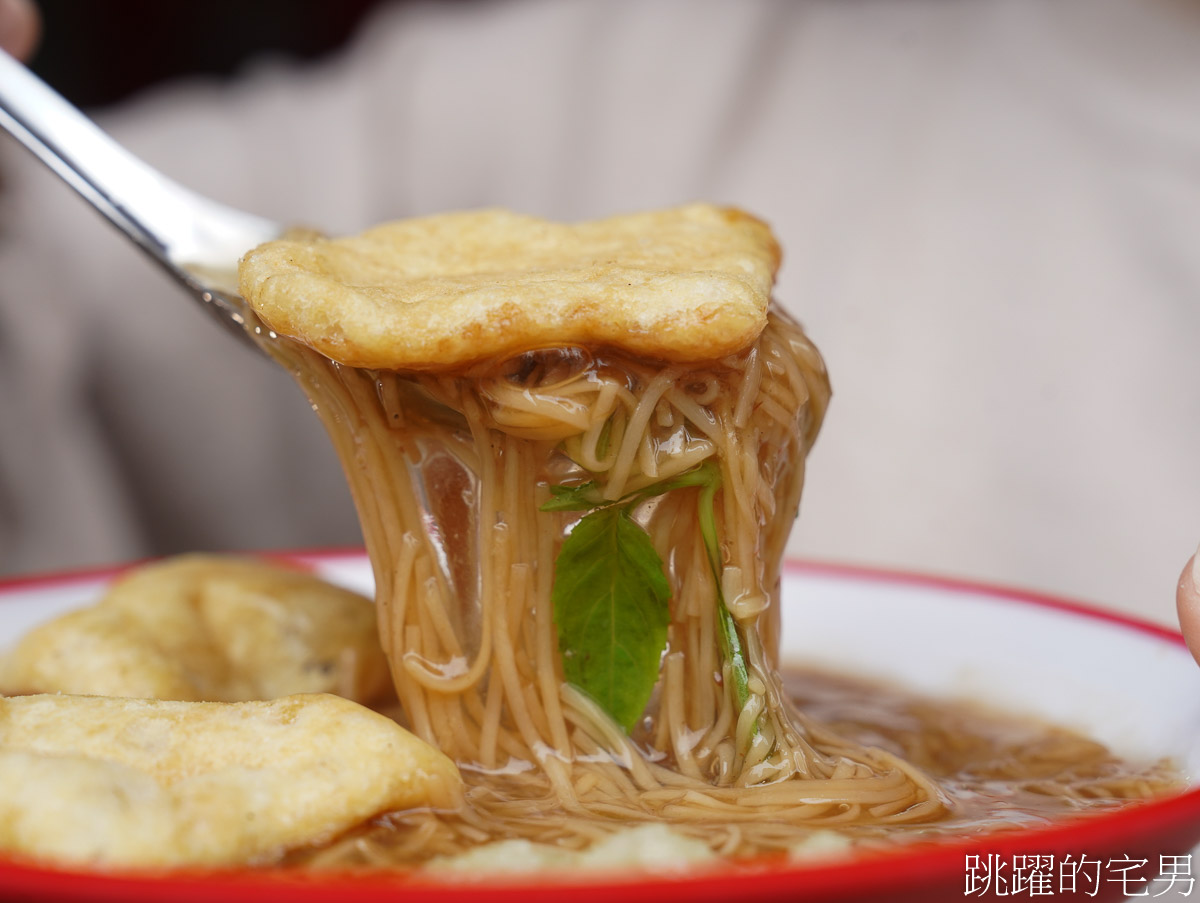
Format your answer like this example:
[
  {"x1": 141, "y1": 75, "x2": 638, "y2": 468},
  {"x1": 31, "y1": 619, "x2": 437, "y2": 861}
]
[{"x1": 1, "y1": 553, "x2": 1197, "y2": 902}]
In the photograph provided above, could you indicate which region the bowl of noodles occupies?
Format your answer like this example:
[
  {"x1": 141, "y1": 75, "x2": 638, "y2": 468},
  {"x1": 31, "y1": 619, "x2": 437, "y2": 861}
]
[
  {"x1": 2, "y1": 204, "x2": 1198, "y2": 901},
  {"x1": 0, "y1": 552, "x2": 1197, "y2": 902}
]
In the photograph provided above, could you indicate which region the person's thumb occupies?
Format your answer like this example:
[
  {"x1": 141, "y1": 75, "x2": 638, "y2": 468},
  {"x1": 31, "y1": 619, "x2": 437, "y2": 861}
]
[
  {"x1": 0, "y1": 0, "x2": 40, "y2": 62},
  {"x1": 1177, "y1": 544, "x2": 1200, "y2": 667}
]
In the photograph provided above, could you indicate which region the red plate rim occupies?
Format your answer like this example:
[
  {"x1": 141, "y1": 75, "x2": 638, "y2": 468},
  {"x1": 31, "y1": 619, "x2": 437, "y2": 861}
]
[{"x1": 0, "y1": 550, "x2": 1196, "y2": 902}]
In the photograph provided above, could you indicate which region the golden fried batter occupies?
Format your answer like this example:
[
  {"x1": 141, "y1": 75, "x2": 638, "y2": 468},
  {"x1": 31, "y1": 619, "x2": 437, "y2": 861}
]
[
  {"x1": 0, "y1": 555, "x2": 390, "y2": 704},
  {"x1": 238, "y1": 204, "x2": 779, "y2": 369},
  {"x1": 0, "y1": 693, "x2": 461, "y2": 867}
]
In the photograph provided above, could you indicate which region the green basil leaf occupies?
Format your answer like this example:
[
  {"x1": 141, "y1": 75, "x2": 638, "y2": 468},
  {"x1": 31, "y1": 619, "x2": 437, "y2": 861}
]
[
  {"x1": 540, "y1": 481, "x2": 605, "y2": 512},
  {"x1": 595, "y1": 415, "x2": 614, "y2": 461},
  {"x1": 716, "y1": 596, "x2": 751, "y2": 717},
  {"x1": 694, "y1": 466, "x2": 753, "y2": 723},
  {"x1": 646, "y1": 459, "x2": 723, "y2": 498},
  {"x1": 551, "y1": 506, "x2": 670, "y2": 732},
  {"x1": 695, "y1": 466, "x2": 723, "y2": 572}
]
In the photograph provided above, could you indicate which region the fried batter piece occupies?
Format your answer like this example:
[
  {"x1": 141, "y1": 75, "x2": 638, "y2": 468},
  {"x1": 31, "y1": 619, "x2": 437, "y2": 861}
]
[
  {"x1": 238, "y1": 204, "x2": 779, "y2": 369},
  {"x1": 0, "y1": 693, "x2": 461, "y2": 867},
  {"x1": 0, "y1": 555, "x2": 391, "y2": 704}
]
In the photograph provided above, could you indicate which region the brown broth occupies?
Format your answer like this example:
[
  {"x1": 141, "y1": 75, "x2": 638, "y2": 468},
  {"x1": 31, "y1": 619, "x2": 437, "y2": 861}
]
[
  {"x1": 780, "y1": 668, "x2": 1180, "y2": 835},
  {"x1": 291, "y1": 667, "x2": 1180, "y2": 869}
]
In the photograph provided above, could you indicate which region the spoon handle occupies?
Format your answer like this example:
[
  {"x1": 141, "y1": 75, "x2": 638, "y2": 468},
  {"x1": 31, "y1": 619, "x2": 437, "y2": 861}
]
[{"x1": 0, "y1": 49, "x2": 277, "y2": 273}]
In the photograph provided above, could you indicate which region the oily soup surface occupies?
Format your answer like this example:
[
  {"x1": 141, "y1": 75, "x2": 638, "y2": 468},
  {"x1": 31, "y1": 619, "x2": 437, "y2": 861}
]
[{"x1": 295, "y1": 668, "x2": 1180, "y2": 868}]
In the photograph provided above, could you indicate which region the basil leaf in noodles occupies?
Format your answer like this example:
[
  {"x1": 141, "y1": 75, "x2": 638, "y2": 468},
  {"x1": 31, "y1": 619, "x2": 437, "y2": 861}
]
[
  {"x1": 686, "y1": 466, "x2": 752, "y2": 722},
  {"x1": 545, "y1": 460, "x2": 750, "y2": 735},
  {"x1": 551, "y1": 507, "x2": 670, "y2": 732},
  {"x1": 715, "y1": 592, "x2": 751, "y2": 722},
  {"x1": 634, "y1": 459, "x2": 722, "y2": 501},
  {"x1": 540, "y1": 481, "x2": 605, "y2": 512}
]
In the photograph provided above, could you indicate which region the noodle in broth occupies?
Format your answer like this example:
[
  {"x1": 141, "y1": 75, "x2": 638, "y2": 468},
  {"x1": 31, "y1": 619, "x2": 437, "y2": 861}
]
[
  {"x1": 245, "y1": 305, "x2": 1178, "y2": 867},
  {"x1": 227, "y1": 202, "x2": 1182, "y2": 868}
]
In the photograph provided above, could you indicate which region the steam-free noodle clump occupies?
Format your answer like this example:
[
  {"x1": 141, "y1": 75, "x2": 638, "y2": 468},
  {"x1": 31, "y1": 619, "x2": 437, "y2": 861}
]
[{"x1": 237, "y1": 205, "x2": 1175, "y2": 864}]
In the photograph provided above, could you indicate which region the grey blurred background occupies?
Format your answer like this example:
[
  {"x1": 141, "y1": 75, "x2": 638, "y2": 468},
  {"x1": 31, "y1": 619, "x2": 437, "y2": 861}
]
[{"x1": 2, "y1": 0, "x2": 1198, "y2": 636}]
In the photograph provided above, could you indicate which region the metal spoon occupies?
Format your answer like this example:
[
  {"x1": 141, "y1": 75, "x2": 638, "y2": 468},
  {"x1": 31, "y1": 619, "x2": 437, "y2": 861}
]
[{"x1": 0, "y1": 49, "x2": 282, "y2": 346}]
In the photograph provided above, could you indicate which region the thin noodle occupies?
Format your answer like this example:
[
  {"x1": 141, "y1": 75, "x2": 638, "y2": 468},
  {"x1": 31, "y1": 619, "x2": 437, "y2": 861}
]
[{"x1": 253, "y1": 308, "x2": 1169, "y2": 867}]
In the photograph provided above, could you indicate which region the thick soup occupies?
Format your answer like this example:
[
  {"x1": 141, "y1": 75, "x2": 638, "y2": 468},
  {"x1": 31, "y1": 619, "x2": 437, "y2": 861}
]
[
  {"x1": 230, "y1": 205, "x2": 1181, "y2": 871},
  {"x1": 287, "y1": 666, "x2": 1179, "y2": 868}
]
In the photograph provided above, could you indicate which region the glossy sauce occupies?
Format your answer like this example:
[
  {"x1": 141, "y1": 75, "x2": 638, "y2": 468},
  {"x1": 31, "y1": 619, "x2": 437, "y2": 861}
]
[
  {"x1": 293, "y1": 667, "x2": 1180, "y2": 869},
  {"x1": 782, "y1": 668, "x2": 1179, "y2": 836}
]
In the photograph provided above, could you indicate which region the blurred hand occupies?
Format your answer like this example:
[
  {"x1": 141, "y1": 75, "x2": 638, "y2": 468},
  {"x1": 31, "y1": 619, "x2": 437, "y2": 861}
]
[
  {"x1": 1178, "y1": 545, "x2": 1200, "y2": 667},
  {"x1": 0, "y1": 0, "x2": 39, "y2": 61}
]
